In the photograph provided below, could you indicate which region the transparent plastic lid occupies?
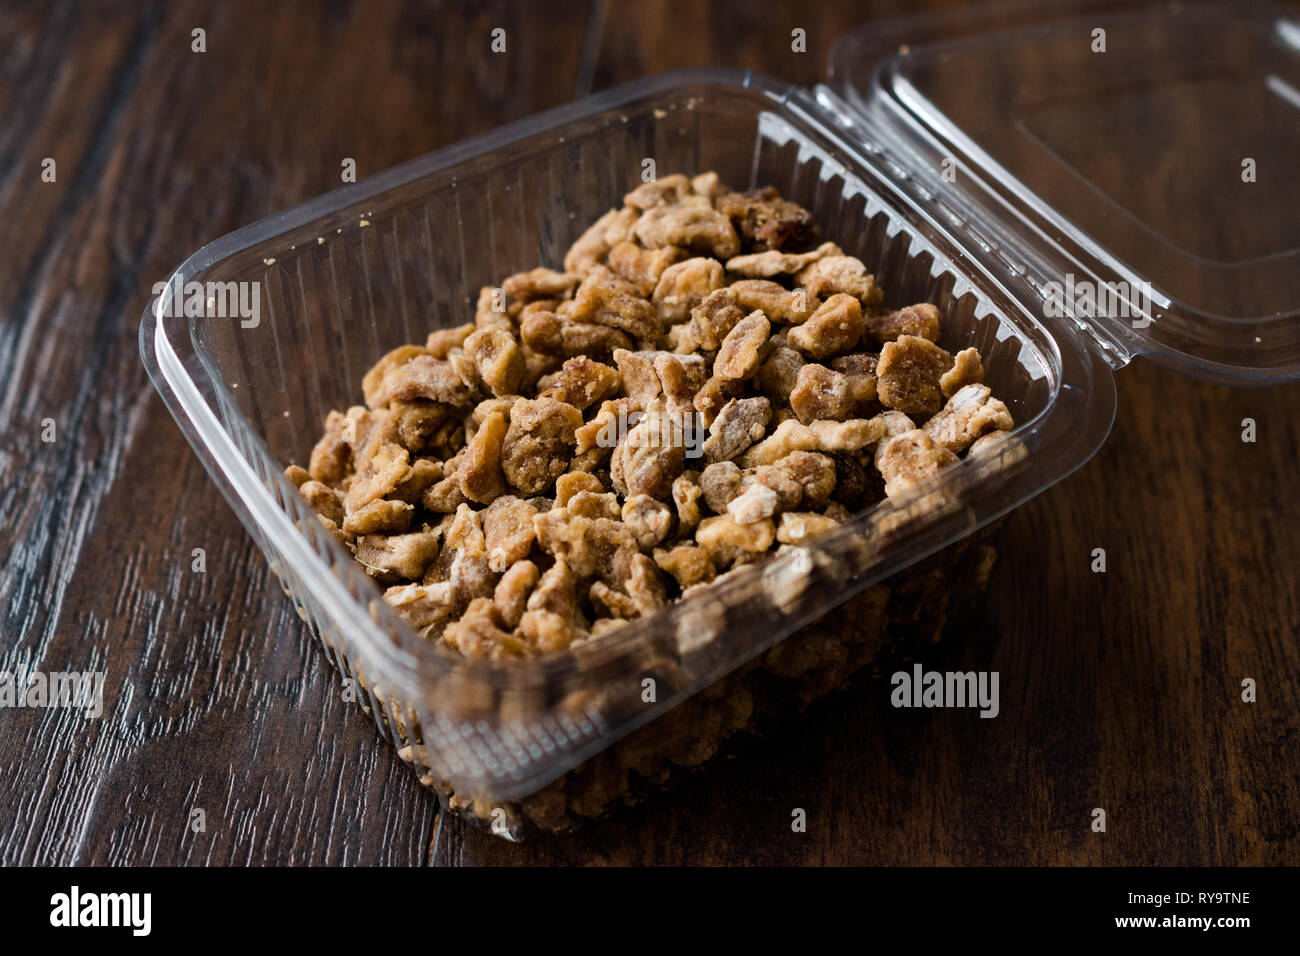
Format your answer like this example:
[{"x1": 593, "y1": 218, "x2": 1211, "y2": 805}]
[{"x1": 830, "y1": 0, "x2": 1300, "y2": 384}]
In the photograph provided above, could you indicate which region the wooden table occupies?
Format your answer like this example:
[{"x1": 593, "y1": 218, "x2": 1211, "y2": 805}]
[{"x1": 2, "y1": 0, "x2": 1296, "y2": 866}]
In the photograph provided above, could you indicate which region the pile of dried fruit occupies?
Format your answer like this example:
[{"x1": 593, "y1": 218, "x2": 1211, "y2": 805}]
[{"x1": 286, "y1": 172, "x2": 1015, "y2": 661}]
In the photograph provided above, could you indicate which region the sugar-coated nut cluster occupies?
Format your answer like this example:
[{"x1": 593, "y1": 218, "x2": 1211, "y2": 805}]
[{"x1": 287, "y1": 172, "x2": 1015, "y2": 661}]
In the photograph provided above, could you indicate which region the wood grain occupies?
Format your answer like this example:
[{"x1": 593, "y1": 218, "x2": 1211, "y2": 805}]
[
  {"x1": 0, "y1": 0, "x2": 591, "y2": 866},
  {"x1": 1, "y1": 0, "x2": 1296, "y2": 867}
]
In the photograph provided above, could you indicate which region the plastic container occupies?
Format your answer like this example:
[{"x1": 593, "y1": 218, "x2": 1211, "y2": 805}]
[{"x1": 141, "y1": 2, "x2": 1297, "y2": 838}]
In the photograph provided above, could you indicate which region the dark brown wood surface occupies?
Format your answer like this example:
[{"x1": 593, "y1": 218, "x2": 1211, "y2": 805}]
[{"x1": 1, "y1": 0, "x2": 1296, "y2": 866}]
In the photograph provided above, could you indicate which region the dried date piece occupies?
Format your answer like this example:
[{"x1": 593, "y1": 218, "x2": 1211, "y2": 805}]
[
  {"x1": 622, "y1": 494, "x2": 674, "y2": 549},
  {"x1": 922, "y1": 384, "x2": 1013, "y2": 454},
  {"x1": 635, "y1": 204, "x2": 740, "y2": 259},
  {"x1": 502, "y1": 268, "x2": 578, "y2": 302},
  {"x1": 716, "y1": 187, "x2": 818, "y2": 252},
  {"x1": 308, "y1": 411, "x2": 351, "y2": 485},
  {"x1": 458, "y1": 410, "x2": 508, "y2": 504},
  {"x1": 810, "y1": 418, "x2": 887, "y2": 452},
  {"x1": 789, "y1": 364, "x2": 854, "y2": 424},
  {"x1": 426, "y1": 324, "x2": 475, "y2": 359},
  {"x1": 866, "y1": 303, "x2": 941, "y2": 344},
  {"x1": 696, "y1": 514, "x2": 775, "y2": 567},
  {"x1": 875, "y1": 335, "x2": 954, "y2": 418},
  {"x1": 369, "y1": 353, "x2": 476, "y2": 408},
  {"x1": 343, "y1": 498, "x2": 413, "y2": 535},
  {"x1": 713, "y1": 311, "x2": 770, "y2": 381},
  {"x1": 520, "y1": 310, "x2": 564, "y2": 355},
  {"x1": 940, "y1": 346, "x2": 984, "y2": 397},
  {"x1": 501, "y1": 397, "x2": 583, "y2": 495},
  {"x1": 652, "y1": 257, "x2": 725, "y2": 326},
  {"x1": 776, "y1": 511, "x2": 840, "y2": 545},
  {"x1": 355, "y1": 529, "x2": 441, "y2": 582},
  {"x1": 757, "y1": 347, "x2": 805, "y2": 402},
  {"x1": 729, "y1": 280, "x2": 816, "y2": 324},
  {"x1": 724, "y1": 241, "x2": 837, "y2": 278},
  {"x1": 624, "y1": 174, "x2": 693, "y2": 210},
  {"x1": 671, "y1": 473, "x2": 705, "y2": 532},
  {"x1": 699, "y1": 460, "x2": 745, "y2": 513},
  {"x1": 610, "y1": 403, "x2": 687, "y2": 500},
  {"x1": 607, "y1": 241, "x2": 685, "y2": 297},
  {"x1": 702, "y1": 397, "x2": 771, "y2": 462},
  {"x1": 740, "y1": 419, "x2": 818, "y2": 468},
  {"x1": 787, "y1": 294, "x2": 865, "y2": 360},
  {"x1": 876, "y1": 429, "x2": 959, "y2": 499},
  {"x1": 564, "y1": 207, "x2": 635, "y2": 277},
  {"x1": 795, "y1": 255, "x2": 882, "y2": 306},
  {"x1": 726, "y1": 482, "x2": 779, "y2": 525},
  {"x1": 482, "y1": 495, "x2": 539, "y2": 572},
  {"x1": 539, "y1": 356, "x2": 620, "y2": 412},
  {"x1": 463, "y1": 328, "x2": 526, "y2": 398},
  {"x1": 830, "y1": 353, "x2": 879, "y2": 412},
  {"x1": 612, "y1": 349, "x2": 662, "y2": 408},
  {"x1": 570, "y1": 267, "x2": 662, "y2": 344},
  {"x1": 654, "y1": 544, "x2": 716, "y2": 589},
  {"x1": 686, "y1": 287, "x2": 746, "y2": 351},
  {"x1": 494, "y1": 560, "x2": 539, "y2": 628}
]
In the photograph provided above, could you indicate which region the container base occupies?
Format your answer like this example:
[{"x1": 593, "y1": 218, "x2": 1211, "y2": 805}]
[{"x1": 392, "y1": 521, "x2": 1004, "y2": 841}]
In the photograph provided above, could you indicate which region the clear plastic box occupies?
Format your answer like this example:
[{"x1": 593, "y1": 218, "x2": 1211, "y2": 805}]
[{"x1": 141, "y1": 2, "x2": 1296, "y2": 838}]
